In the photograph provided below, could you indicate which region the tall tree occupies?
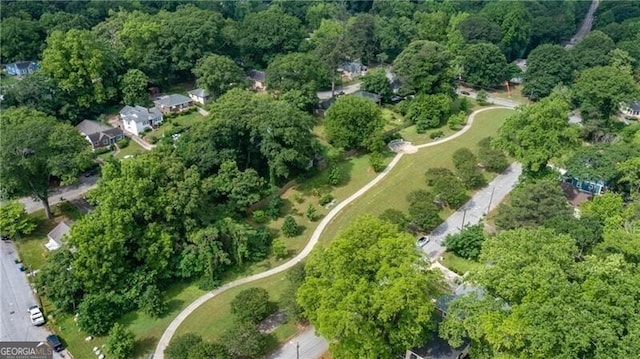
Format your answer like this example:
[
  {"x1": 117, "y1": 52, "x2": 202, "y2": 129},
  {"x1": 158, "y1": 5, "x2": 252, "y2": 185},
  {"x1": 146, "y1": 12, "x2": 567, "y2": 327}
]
[
  {"x1": 361, "y1": 68, "x2": 392, "y2": 100},
  {"x1": 324, "y1": 95, "x2": 385, "y2": 151},
  {"x1": 565, "y1": 143, "x2": 640, "y2": 190},
  {"x1": 266, "y1": 52, "x2": 330, "y2": 93},
  {"x1": 457, "y1": 14, "x2": 502, "y2": 45},
  {"x1": 441, "y1": 228, "x2": 640, "y2": 358},
  {"x1": 374, "y1": 15, "x2": 417, "y2": 62},
  {"x1": 0, "y1": 73, "x2": 62, "y2": 117},
  {"x1": 239, "y1": 7, "x2": 306, "y2": 67},
  {"x1": 407, "y1": 94, "x2": 452, "y2": 132},
  {"x1": 523, "y1": 44, "x2": 573, "y2": 100},
  {"x1": 312, "y1": 19, "x2": 348, "y2": 95},
  {"x1": 297, "y1": 215, "x2": 443, "y2": 358},
  {"x1": 106, "y1": 323, "x2": 135, "y2": 359},
  {"x1": 120, "y1": 69, "x2": 148, "y2": 106},
  {"x1": 570, "y1": 30, "x2": 616, "y2": 71},
  {"x1": 0, "y1": 108, "x2": 92, "y2": 219},
  {"x1": 499, "y1": 5, "x2": 533, "y2": 60},
  {"x1": 494, "y1": 180, "x2": 573, "y2": 230},
  {"x1": 345, "y1": 13, "x2": 378, "y2": 64},
  {"x1": 0, "y1": 201, "x2": 36, "y2": 239},
  {"x1": 393, "y1": 40, "x2": 453, "y2": 95},
  {"x1": 494, "y1": 94, "x2": 581, "y2": 172},
  {"x1": 41, "y1": 29, "x2": 120, "y2": 114},
  {"x1": 0, "y1": 17, "x2": 43, "y2": 63},
  {"x1": 193, "y1": 54, "x2": 248, "y2": 99},
  {"x1": 573, "y1": 65, "x2": 640, "y2": 120},
  {"x1": 462, "y1": 43, "x2": 510, "y2": 88}
]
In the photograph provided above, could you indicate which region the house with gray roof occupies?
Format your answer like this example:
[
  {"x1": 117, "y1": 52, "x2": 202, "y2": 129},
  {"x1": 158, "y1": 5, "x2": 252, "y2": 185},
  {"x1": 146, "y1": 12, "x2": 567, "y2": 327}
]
[
  {"x1": 76, "y1": 119, "x2": 124, "y2": 150},
  {"x1": 153, "y1": 94, "x2": 193, "y2": 114},
  {"x1": 4, "y1": 61, "x2": 38, "y2": 76},
  {"x1": 120, "y1": 105, "x2": 164, "y2": 136},
  {"x1": 339, "y1": 61, "x2": 367, "y2": 79},
  {"x1": 621, "y1": 101, "x2": 640, "y2": 119},
  {"x1": 188, "y1": 88, "x2": 210, "y2": 105},
  {"x1": 247, "y1": 70, "x2": 266, "y2": 91},
  {"x1": 352, "y1": 90, "x2": 382, "y2": 105},
  {"x1": 45, "y1": 222, "x2": 71, "y2": 251}
]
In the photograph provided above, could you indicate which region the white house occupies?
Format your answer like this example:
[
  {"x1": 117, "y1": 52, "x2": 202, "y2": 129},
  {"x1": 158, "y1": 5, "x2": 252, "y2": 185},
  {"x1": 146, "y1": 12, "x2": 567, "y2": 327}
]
[
  {"x1": 188, "y1": 88, "x2": 210, "y2": 105},
  {"x1": 120, "y1": 105, "x2": 164, "y2": 136},
  {"x1": 621, "y1": 101, "x2": 640, "y2": 119},
  {"x1": 45, "y1": 222, "x2": 71, "y2": 251}
]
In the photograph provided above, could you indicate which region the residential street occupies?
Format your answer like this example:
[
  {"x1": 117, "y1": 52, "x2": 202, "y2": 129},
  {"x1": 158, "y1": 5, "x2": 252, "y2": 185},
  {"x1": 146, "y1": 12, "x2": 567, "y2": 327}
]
[
  {"x1": 316, "y1": 83, "x2": 361, "y2": 100},
  {"x1": 566, "y1": 0, "x2": 599, "y2": 49},
  {"x1": 14, "y1": 174, "x2": 98, "y2": 214},
  {"x1": 456, "y1": 89, "x2": 520, "y2": 109},
  {"x1": 421, "y1": 163, "x2": 523, "y2": 260},
  {"x1": 267, "y1": 326, "x2": 328, "y2": 359}
]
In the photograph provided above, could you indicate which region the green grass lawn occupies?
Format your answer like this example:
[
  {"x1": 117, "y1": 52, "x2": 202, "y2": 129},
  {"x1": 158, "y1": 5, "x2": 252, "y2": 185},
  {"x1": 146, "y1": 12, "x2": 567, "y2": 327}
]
[
  {"x1": 116, "y1": 140, "x2": 146, "y2": 159},
  {"x1": 144, "y1": 112, "x2": 205, "y2": 142},
  {"x1": 174, "y1": 271, "x2": 292, "y2": 348},
  {"x1": 440, "y1": 252, "x2": 483, "y2": 276},
  {"x1": 172, "y1": 108, "x2": 513, "y2": 351},
  {"x1": 488, "y1": 84, "x2": 531, "y2": 105},
  {"x1": 399, "y1": 125, "x2": 458, "y2": 146},
  {"x1": 319, "y1": 108, "x2": 515, "y2": 244}
]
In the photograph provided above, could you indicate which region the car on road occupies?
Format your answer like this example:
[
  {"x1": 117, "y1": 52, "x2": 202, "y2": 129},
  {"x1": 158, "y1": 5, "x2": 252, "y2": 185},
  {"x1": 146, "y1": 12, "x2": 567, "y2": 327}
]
[
  {"x1": 47, "y1": 334, "x2": 64, "y2": 352},
  {"x1": 28, "y1": 306, "x2": 45, "y2": 326},
  {"x1": 417, "y1": 236, "x2": 431, "y2": 247},
  {"x1": 460, "y1": 90, "x2": 470, "y2": 95}
]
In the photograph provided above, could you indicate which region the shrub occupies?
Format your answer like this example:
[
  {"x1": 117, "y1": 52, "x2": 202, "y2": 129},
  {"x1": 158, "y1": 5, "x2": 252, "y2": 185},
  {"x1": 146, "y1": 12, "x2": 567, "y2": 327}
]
[
  {"x1": 476, "y1": 90, "x2": 489, "y2": 106},
  {"x1": 327, "y1": 165, "x2": 342, "y2": 186},
  {"x1": 148, "y1": 136, "x2": 158, "y2": 144},
  {"x1": 252, "y1": 210, "x2": 268, "y2": 224},
  {"x1": 447, "y1": 112, "x2": 467, "y2": 130},
  {"x1": 478, "y1": 137, "x2": 509, "y2": 173},
  {"x1": 106, "y1": 323, "x2": 135, "y2": 359},
  {"x1": 443, "y1": 224, "x2": 485, "y2": 260},
  {"x1": 231, "y1": 287, "x2": 276, "y2": 324},
  {"x1": 222, "y1": 322, "x2": 267, "y2": 358},
  {"x1": 378, "y1": 209, "x2": 409, "y2": 231},
  {"x1": 425, "y1": 167, "x2": 455, "y2": 186},
  {"x1": 138, "y1": 285, "x2": 166, "y2": 318},
  {"x1": 292, "y1": 193, "x2": 304, "y2": 204},
  {"x1": 266, "y1": 193, "x2": 282, "y2": 219},
  {"x1": 369, "y1": 152, "x2": 386, "y2": 172},
  {"x1": 77, "y1": 294, "x2": 121, "y2": 336},
  {"x1": 281, "y1": 215, "x2": 301, "y2": 237},
  {"x1": 430, "y1": 130, "x2": 444, "y2": 139},
  {"x1": 319, "y1": 193, "x2": 334, "y2": 206},
  {"x1": 116, "y1": 137, "x2": 130, "y2": 149},
  {"x1": 271, "y1": 238, "x2": 288, "y2": 259},
  {"x1": 94, "y1": 146, "x2": 111, "y2": 155},
  {"x1": 306, "y1": 204, "x2": 317, "y2": 221}
]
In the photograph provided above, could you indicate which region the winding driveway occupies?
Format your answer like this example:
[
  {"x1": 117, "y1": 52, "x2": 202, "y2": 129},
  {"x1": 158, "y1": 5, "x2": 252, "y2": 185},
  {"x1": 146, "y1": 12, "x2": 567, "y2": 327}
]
[{"x1": 153, "y1": 106, "x2": 511, "y2": 358}]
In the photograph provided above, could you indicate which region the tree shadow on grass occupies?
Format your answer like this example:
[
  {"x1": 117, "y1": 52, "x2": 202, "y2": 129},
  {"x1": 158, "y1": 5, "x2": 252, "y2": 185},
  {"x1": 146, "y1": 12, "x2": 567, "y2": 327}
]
[
  {"x1": 296, "y1": 158, "x2": 355, "y2": 196},
  {"x1": 133, "y1": 335, "x2": 157, "y2": 358}
]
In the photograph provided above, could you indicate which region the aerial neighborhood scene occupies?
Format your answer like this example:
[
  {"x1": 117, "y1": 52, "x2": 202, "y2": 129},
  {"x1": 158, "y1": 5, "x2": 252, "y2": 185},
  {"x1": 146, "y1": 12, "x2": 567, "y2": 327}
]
[{"x1": 2, "y1": 0, "x2": 640, "y2": 358}]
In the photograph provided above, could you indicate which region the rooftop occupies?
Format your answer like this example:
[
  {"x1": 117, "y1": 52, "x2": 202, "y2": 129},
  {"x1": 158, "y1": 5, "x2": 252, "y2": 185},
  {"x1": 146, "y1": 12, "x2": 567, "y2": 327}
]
[
  {"x1": 248, "y1": 70, "x2": 266, "y2": 82},
  {"x1": 120, "y1": 105, "x2": 162, "y2": 123},
  {"x1": 154, "y1": 94, "x2": 192, "y2": 108},
  {"x1": 76, "y1": 119, "x2": 113, "y2": 136},
  {"x1": 188, "y1": 88, "x2": 209, "y2": 98},
  {"x1": 47, "y1": 221, "x2": 71, "y2": 245}
]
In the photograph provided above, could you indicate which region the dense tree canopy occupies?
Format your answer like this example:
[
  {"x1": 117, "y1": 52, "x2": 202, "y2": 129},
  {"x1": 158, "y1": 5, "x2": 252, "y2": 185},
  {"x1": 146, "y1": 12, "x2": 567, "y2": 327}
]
[
  {"x1": 441, "y1": 228, "x2": 640, "y2": 358},
  {"x1": 570, "y1": 30, "x2": 616, "y2": 71},
  {"x1": 0, "y1": 108, "x2": 92, "y2": 218},
  {"x1": 193, "y1": 54, "x2": 248, "y2": 98},
  {"x1": 495, "y1": 94, "x2": 581, "y2": 172},
  {"x1": 324, "y1": 95, "x2": 385, "y2": 151},
  {"x1": 523, "y1": 44, "x2": 573, "y2": 100},
  {"x1": 494, "y1": 180, "x2": 573, "y2": 230},
  {"x1": 266, "y1": 52, "x2": 330, "y2": 92},
  {"x1": 41, "y1": 29, "x2": 120, "y2": 114},
  {"x1": 298, "y1": 215, "x2": 443, "y2": 358},
  {"x1": 462, "y1": 42, "x2": 510, "y2": 88},
  {"x1": 573, "y1": 65, "x2": 640, "y2": 120},
  {"x1": 393, "y1": 40, "x2": 453, "y2": 95}
]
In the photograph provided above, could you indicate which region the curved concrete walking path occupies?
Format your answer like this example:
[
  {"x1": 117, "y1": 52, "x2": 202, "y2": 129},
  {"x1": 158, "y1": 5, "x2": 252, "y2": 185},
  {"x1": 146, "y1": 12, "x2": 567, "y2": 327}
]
[{"x1": 153, "y1": 106, "x2": 510, "y2": 358}]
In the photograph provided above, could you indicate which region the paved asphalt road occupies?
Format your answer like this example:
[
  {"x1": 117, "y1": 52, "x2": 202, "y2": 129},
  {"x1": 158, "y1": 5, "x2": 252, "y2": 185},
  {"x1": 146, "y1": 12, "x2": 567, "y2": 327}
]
[
  {"x1": 267, "y1": 326, "x2": 329, "y2": 359},
  {"x1": 565, "y1": 0, "x2": 599, "y2": 49},
  {"x1": 0, "y1": 240, "x2": 49, "y2": 342},
  {"x1": 456, "y1": 89, "x2": 520, "y2": 109},
  {"x1": 316, "y1": 83, "x2": 361, "y2": 100},
  {"x1": 421, "y1": 163, "x2": 523, "y2": 260},
  {"x1": 16, "y1": 174, "x2": 98, "y2": 214}
]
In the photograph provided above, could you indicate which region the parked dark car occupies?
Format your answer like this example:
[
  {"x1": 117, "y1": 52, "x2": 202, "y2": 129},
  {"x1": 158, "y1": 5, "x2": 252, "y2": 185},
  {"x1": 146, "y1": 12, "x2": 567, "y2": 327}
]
[
  {"x1": 47, "y1": 334, "x2": 64, "y2": 352},
  {"x1": 417, "y1": 236, "x2": 431, "y2": 247},
  {"x1": 460, "y1": 90, "x2": 470, "y2": 95}
]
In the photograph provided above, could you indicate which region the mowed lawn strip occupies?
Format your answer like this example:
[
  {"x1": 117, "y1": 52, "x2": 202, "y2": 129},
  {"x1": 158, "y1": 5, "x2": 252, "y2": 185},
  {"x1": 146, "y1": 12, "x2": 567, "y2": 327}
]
[
  {"x1": 173, "y1": 108, "x2": 513, "y2": 349},
  {"x1": 320, "y1": 108, "x2": 514, "y2": 244}
]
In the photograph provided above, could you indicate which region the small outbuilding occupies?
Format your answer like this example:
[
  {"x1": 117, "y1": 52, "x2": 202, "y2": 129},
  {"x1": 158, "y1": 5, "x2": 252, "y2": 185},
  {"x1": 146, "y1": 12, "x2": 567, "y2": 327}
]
[{"x1": 46, "y1": 222, "x2": 71, "y2": 251}]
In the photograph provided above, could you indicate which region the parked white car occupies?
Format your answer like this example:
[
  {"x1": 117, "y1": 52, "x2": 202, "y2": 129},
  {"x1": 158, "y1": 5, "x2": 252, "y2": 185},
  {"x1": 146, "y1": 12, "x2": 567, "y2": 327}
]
[
  {"x1": 28, "y1": 305, "x2": 45, "y2": 326},
  {"x1": 417, "y1": 236, "x2": 431, "y2": 247}
]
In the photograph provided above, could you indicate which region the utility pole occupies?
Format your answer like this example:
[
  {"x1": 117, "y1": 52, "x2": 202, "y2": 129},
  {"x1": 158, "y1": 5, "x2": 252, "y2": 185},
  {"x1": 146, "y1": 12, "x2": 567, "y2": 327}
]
[
  {"x1": 461, "y1": 209, "x2": 467, "y2": 229},
  {"x1": 487, "y1": 187, "x2": 496, "y2": 215},
  {"x1": 296, "y1": 341, "x2": 300, "y2": 359}
]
